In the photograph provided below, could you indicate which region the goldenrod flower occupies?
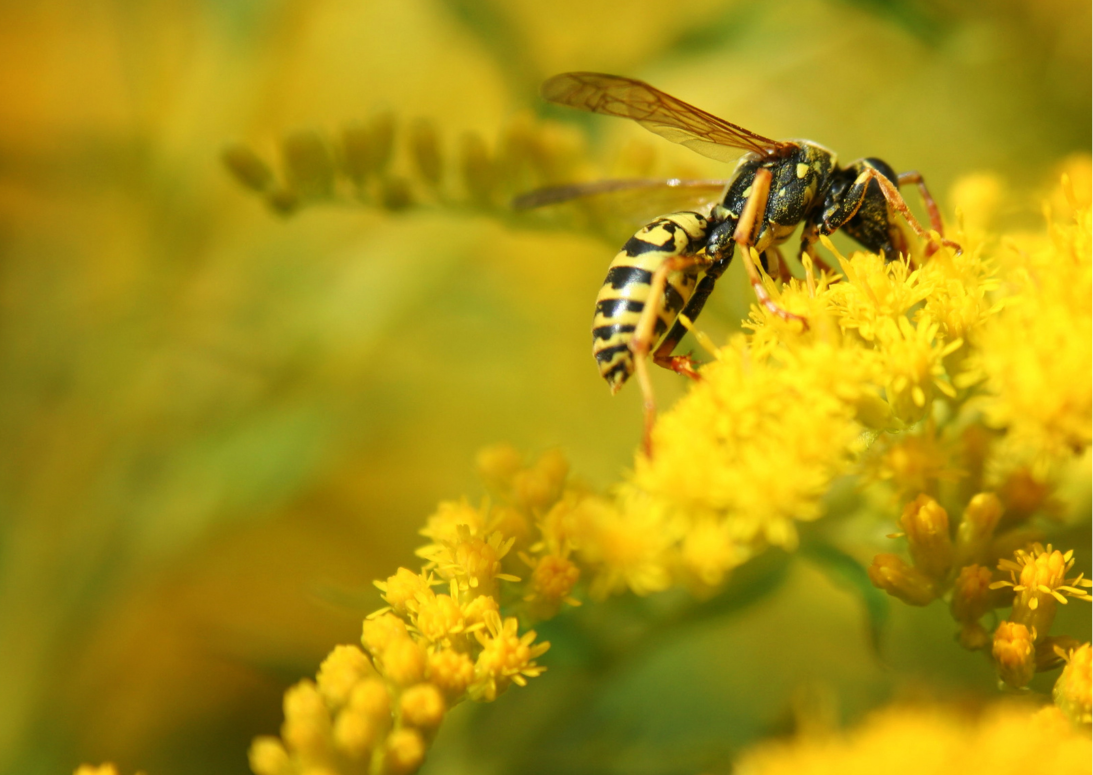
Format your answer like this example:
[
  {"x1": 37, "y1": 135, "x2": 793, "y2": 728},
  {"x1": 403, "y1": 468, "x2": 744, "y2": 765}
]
[
  {"x1": 1053, "y1": 643, "x2": 1092, "y2": 725},
  {"x1": 968, "y1": 191, "x2": 1092, "y2": 467},
  {"x1": 868, "y1": 553, "x2": 937, "y2": 606},
  {"x1": 898, "y1": 494, "x2": 953, "y2": 581},
  {"x1": 417, "y1": 526, "x2": 520, "y2": 596},
  {"x1": 75, "y1": 767, "x2": 145, "y2": 775},
  {"x1": 316, "y1": 645, "x2": 377, "y2": 707},
  {"x1": 425, "y1": 648, "x2": 475, "y2": 699},
  {"x1": 398, "y1": 683, "x2": 446, "y2": 730},
  {"x1": 419, "y1": 500, "x2": 486, "y2": 545},
  {"x1": 361, "y1": 613, "x2": 411, "y2": 655},
  {"x1": 332, "y1": 706, "x2": 380, "y2": 759},
  {"x1": 875, "y1": 314, "x2": 960, "y2": 424},
  {"x1": 384, "y1": 728, "x2": 426, "y2": 775},
  {"x1": 634, "y1": 339, "x2": 869, "y2": 556},
  {"x1": 992, "y1": 621, "x2": 1037, "y2": 688},
  {"x1": 524, "y1": 552, "x2": 581, "y2": 618},
  {"x1": 570, "y1": 488, "x2": 675, "y2": 599},
  {"x1": 248, "y1": 169, "x2": 1092, "y2": 775},
  {"x1": 471, "y1": 611, "x2": 550, "y2": 702},
  {"x1": 376, "y1": 637, "x2": 427, "y2": 688},
  {"x1": 992, "y1": 543, "x2": 1093, "y2": 635},
  {"x1": 375, "y1": 568, "x2": 435, "y2": 616},
  {"x1": 953, "y1": 493, "x2": 1003, "y2": 567},
  {"x1": 733, "y1": 703, "x2": 1091, "y2": 774},
  {"x1": 281, "y1": 680, "x2": 334, "y2": 767},
  {"x1": 248, "y1": 737, "x2": 291, "y2": 775},
  {"x1": 950, "y1": 564, "x2": 994, "y2": 649}
]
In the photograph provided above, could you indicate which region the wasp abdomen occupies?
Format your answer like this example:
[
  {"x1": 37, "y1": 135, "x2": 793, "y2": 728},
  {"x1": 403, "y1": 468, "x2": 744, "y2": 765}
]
[{"x1": 592, "y1": 212, "x2": 708, "y2": 393}]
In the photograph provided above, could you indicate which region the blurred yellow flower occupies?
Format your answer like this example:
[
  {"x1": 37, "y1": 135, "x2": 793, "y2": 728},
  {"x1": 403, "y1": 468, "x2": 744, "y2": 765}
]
[
  {"x1": 733, "y1": 703, "x2": 1091, "y2": 775},
  {"x1": 1053, "y1": 643, "x2": 1092, "y2": 725}
]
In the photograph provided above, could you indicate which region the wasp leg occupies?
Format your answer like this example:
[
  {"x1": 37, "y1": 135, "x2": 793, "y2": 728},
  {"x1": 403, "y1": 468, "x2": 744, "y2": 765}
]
[
  {"x1": 652, "y1": 273, "x2": 718, "y2": 380},
  {"x1": 896, "y1": 170, "x2": 945, "y2": 236},
  {"x1": 854, "y1": 168, "x2": 962, "y2": 255},
  {"x1": 798, "y1": 224, "x2": 836, "y2": 275},
  {"x1": 632, "y1": 252, "x2": 711, "y2": 457},
  {"x1": 733, "y1": 167, "x2": 807, "y2": 326},
  {"x1": 765, "y1": 245, "x2": 793, "y2": 284}
]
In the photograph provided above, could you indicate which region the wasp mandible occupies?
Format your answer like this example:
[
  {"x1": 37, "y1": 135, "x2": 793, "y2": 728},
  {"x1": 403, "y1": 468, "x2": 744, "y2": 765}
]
[{"x1": 517, "y1": 72, "x2": 961, "y2": 453}]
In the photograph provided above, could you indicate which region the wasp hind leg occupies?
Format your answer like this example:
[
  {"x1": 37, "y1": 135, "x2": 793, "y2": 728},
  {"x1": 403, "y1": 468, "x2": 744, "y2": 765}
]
[{"x1": 631, "y1": 250, "x2": 711, "y2": 457}]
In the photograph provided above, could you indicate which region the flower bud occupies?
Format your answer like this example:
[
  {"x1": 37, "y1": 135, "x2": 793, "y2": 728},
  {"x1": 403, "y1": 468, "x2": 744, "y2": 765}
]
[
  {"x1": 1053, "y1": 643, "x2": 1092, "y2": 725},
  {"x1": 399, "y1": 683, "x2": 446, "y2": 730},
  {"x1": 950, "y1": 564, "x2": 994, "y2": 624},
  {"x1": 248, "y1": 739, "x2": 291, "y2": 775},
  {"x1": 409, "y1": 118, "x2": 442, "y2": 186},
  {"x1": 222, "y1": 144, "x2": 273, "y2": 192},
  {"x1": 993, "y1": 621, "x2": 1036, "y2": 688},
  {"x1": 281, "y1": 131, "x2": 335, "y2": 200},
  {"x1": 475, "y1": 443, "x2": 524, "y2": 491},
  {"x1": 868, "y1": 553, "x2": 936, "y2": 606},
  {"x1": 899, "y1": 494, "x2": 953, "y2": 580},
  {"x1": 384, "y1": 728, "x2": 425, "y2": 775},
  {"x1": 317, "y1": 645, "x2": 375, "y2": 708},
  {"x1": 954, "y1": 493, "x2": 1002, "y2": 566},
  {"x1": 333, "y1": 708, "x2": 378, "y2": 758}
]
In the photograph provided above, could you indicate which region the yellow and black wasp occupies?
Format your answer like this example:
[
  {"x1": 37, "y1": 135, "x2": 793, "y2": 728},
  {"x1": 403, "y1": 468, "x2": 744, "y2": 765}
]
[{"x1": 516, "y1": 72, "x2": 961, "y2": 453}]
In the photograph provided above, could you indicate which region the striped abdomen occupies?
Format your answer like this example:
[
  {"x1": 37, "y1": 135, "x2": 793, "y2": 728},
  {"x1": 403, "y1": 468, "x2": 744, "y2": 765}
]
[{"x1": 592, "y1": 212, "x2": 708, "y2": 393}]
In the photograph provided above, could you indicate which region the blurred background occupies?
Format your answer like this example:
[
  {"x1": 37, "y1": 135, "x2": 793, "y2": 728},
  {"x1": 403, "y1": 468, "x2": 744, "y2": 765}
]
[{"x1": 0, "y1": 1, "x2": 1088, "y2": 773}]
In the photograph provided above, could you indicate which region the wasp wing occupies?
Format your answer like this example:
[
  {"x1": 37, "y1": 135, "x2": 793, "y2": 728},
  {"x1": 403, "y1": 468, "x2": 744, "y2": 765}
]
[
  {"x1": 542, "y1": 72, "x2": 794, "y2": 162},
  {"x1": 512, "y1": 178, "x2": 730, "y2": 243},
  {"x1": 511, "y1": 178, "x2": 729, "y2": 210}
]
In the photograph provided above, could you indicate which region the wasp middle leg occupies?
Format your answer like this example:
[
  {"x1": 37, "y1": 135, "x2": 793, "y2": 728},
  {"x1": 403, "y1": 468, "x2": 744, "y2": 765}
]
[{"x1": 733, "y1": 167, "x2": 808, "y2": 325}]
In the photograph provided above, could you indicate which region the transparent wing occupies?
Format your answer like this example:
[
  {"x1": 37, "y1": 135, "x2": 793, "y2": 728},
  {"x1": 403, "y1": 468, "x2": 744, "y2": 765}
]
[
  {"x1": 512, "y1": 178, "x2": 730, "y2": 243},
  {"x1": 511, "y1": 178, "x2": 729, "y2": 210},
  {"x1": 542, "y1": 72, "x2": 794, "y2": 162}
]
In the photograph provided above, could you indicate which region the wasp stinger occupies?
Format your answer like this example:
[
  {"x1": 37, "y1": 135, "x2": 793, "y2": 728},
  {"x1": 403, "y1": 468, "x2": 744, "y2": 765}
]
[{"x1": 520, "y1": 72, "x2": 961, "y2": 455}]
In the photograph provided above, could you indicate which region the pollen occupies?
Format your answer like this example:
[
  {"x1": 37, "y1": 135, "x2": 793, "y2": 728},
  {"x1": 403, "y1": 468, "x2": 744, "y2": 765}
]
[{"x1": 796, "y1": 162, "x2": 808, "y2": 178}]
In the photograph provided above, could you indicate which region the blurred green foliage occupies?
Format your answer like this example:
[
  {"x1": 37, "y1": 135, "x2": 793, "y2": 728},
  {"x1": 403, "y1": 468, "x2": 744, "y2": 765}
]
[{"x1": 0, "y1": 1, "x2": 1087, "y2": 774}]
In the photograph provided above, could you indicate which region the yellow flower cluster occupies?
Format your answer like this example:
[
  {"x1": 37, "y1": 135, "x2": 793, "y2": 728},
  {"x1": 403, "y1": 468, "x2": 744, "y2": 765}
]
[
  {"x1": 856, "y1": 176, "x2": 1092, "y2": 721},
  {"x1": 74, "y1": 766, "x2": 145, "y2": 775},
  {"x1": 628, "y1": 194, "x2": 1002, "y2": 584},
  {"x1": 733, "y1": 702, "x2": 1091, "y2": 775},
  {"x1": 248, "y1": 447, "x2": 578, "y2": 775},
  {"x1": 250, "y1": 171, "x2": 1092, "y2": 774}
]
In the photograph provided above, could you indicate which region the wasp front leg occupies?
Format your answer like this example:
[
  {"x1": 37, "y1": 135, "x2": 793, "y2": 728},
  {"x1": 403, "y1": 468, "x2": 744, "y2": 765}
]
[
  {"x1": 830, "y1": 164, "x2": 962, "y2": 256},
  {"x1": 897, "y1": 170, "x2": 945, "y2": 236}
]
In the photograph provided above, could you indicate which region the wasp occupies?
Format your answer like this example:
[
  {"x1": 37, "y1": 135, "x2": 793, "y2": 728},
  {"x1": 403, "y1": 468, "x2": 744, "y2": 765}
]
[{"x1": 516, "y1": 72, "x2": 960, "y2": 454}]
